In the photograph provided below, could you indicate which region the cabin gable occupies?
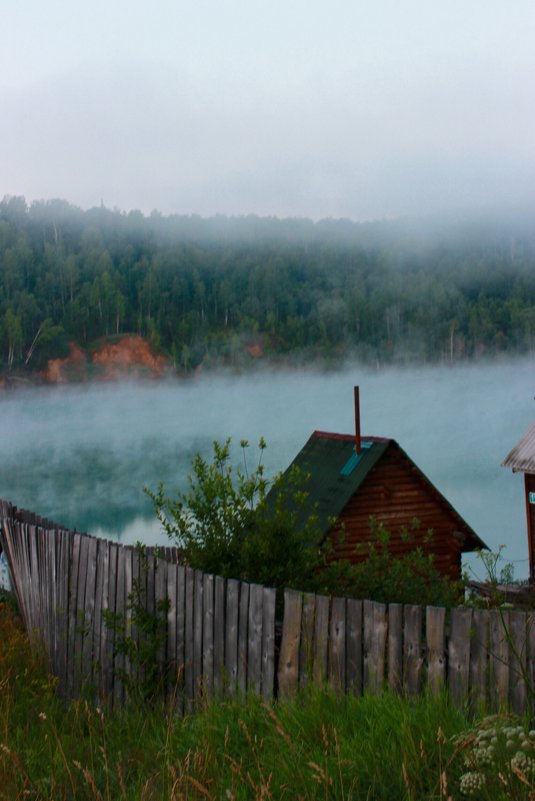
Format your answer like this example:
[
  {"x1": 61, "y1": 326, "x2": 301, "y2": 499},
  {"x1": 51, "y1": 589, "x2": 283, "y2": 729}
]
[{"x1": 327, "y1": 443, "x2": 466, "y2": 580}]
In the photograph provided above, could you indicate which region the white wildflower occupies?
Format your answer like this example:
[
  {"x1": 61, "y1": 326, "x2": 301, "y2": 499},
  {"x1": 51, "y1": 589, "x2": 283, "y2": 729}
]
[{"x1": 460, "y1": 771, "x2": 486, "y2": 796}]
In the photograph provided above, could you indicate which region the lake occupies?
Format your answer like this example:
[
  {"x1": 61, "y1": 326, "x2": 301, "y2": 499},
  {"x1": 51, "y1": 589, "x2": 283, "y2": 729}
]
[{"x1": 1, "y1": 358, "x2": 534, "y2": 579}]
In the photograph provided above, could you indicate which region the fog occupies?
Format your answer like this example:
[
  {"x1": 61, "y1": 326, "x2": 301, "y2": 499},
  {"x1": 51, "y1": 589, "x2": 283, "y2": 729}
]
[
  {"x1": 2, "y1": 0, "x2": 534, "y2": 220},
  {"x1": 1, "y1": 359, "x2": 534, "y2": 578}
]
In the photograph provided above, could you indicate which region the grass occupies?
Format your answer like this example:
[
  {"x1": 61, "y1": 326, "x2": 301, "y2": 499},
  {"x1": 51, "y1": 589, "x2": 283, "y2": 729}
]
[{"x1": 1, "y1": 595, "x2": 534, "y2": 801}]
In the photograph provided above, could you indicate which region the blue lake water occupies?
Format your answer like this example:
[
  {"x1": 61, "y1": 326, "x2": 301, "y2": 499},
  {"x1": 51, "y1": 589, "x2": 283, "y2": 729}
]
[{"x1": 1, "y1": 358, "x2": 534, "y2": 579}]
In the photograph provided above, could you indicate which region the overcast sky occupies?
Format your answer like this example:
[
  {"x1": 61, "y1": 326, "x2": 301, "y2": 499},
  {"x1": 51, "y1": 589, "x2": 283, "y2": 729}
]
[{"x1": 1, "y1": 0, "x2": 534, "y2": 220}]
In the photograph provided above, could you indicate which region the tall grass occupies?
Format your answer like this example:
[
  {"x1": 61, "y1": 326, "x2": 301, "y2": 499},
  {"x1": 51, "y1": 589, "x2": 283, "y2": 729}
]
[{"x1": 1, "y1": 595, "x2": 533, "y2": 801}]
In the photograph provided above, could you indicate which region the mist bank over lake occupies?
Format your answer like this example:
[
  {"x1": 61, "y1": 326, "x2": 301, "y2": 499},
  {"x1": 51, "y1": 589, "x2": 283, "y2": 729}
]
[{"x1": 1, "y1": 358, "x2": 534, "y2": 578}]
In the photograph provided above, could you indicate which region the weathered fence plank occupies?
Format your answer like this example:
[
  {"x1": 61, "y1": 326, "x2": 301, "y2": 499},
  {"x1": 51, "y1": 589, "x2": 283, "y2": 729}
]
[
  {"x1": 193, "y1": 570, "x2": 204, "y2": 701},
  {"x1": 313, "y1": 594, "x2": 329, "y2": 683},
  {"x1": 203, "y1": 573, "x2": 215, "y2": 698},
  {"x1": 82, "y1": 536, "x2": 98, "y2": 694},
  {"x1": 299, "y1": 593, "x2": 316, "y2": 688},
  {"x1": 278, "y1": 589, "x2": 303, "y2": 697},
  {"x1": 388, "y1": 603, "x2": 403, "y2": 693},
  {"x1": 213, "y1": 575, "x2": 226, "y2": 697},
  {"x1": 489, "y1": 609, "x2": 510, "y2": 711},
  {"x1": 469, "y1": 609, "x2": 488, "y2": 711},
  {"x1": 123, "y1": 546, "x2": 133, "y2": 696},
  {"x1": 113, "y1": 546, "x2": 126, "y2": 707},
  {"x1": 175, "y1": 564, "x2": 186, "y2": 710},
  {"x1": 155, "y1": 557, "x2": 168, "y2": 684},
  {"x1": 403, "y1": 605, "x2": 423, "y2": 695},
  {"x1": 261, "y1": 586, "x2": 276, "y2": 700},
  {"x1": 346, "y1": 598, "x2": 362, "y2": 695},
  {"x1": 55, "y1": 530, "x2": 70, "y2": 686},
  {"x1": 329, "y1": 597, "x2": 346, "y2": 691},
  {"x1": 448, "y1": 608, "x2": 473, "y2": 706},
  {"x1": 68, "y1": 533, "x2": 82, "y2": 696},
  {"x1": 237, "y1": 581, "x2": 250, "y2": 695},
  {"x1": 105, "y1": 542, "x2": 119, "y2": 703},
  {"x1": 184, "y1": 567, "x2": 195, "y2": 705},
  {"x1": 363, "y1": 600, "x2": 387, "y2": 694},
  {"x1": 247, "y1": 583, "x2": 263, "y2": 695},
  {"x1": 166, "y1": 562, "x2": 177, "y2": 695},
  {"x1": 509, "y1": 610, "x2": 527, "y2": 716},
  {"x1": 225, "y1": 578, "x2": 239, "y2": 695},
  {"x1": 426, "y1": 606, "x2": 446, "y2": 695}
]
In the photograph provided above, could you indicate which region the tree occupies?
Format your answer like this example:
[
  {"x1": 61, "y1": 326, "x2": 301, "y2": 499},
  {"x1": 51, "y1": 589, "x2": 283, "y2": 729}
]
[
  {"x1": 146, "y1": 438, "x2": 323, "y2": 592},
  {"x1": 4, "y1": 308, "x2": 22, "y2": 370}
]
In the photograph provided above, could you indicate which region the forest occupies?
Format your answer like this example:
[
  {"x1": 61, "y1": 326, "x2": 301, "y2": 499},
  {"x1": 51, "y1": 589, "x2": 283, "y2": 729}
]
[{"x1": 1, "y1": 194, "x2": 535, "y2": 374}]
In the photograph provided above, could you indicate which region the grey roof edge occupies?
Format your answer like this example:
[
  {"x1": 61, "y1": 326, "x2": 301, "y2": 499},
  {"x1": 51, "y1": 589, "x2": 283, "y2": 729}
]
[{"x1": 502, "y1": 421, "x2": 535, "y2": 473}]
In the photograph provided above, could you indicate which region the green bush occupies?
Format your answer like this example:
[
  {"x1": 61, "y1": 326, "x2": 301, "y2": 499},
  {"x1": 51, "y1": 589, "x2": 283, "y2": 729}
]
[
  {"x1": 318, "y1": 520, "x2": 463, "y2": 607},
  {"x1": 146, "y1": 438, "x2": 323, "y2": 594}
]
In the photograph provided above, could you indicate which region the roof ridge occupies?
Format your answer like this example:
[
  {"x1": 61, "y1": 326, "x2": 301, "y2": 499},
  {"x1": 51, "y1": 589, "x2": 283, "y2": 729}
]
[{"x1": 313, "y1": 430, "x2": 391, "y2": 444}]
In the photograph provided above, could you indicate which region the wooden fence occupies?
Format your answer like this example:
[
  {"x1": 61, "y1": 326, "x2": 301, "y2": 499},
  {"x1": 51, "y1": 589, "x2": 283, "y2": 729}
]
[
  {"x1": 1, "y1": 499, "x2": 535, "y2": 713},
  {"x1": 0, "y1": 504, "x2": 276, "y2": 708},
  {"x1": 277, "y1": 589, "x2": 535, "y2": 715}
]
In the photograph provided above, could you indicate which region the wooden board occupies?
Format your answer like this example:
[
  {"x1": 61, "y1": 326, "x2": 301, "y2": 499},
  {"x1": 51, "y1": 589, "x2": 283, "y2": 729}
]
[
  {"x1": 213, "y1": 575, "x2": 226, "y2": 698},
  {"x1": 426, "y1": 606, "x2": 446, "y2": 695},
  {"x1": 261, "y1": 586, "x2": 276, "y2": 700},
  {"x1": 313, "y1": 594, "x2": 329, "y2": 684},
  {"x1": 225, "y1": 578, "x2": 240, "y2": 696},
  {"x1": 469, "y1": 609, "x2": 489, "y2": 712},
  {"x1": 203, "y1": 573, "x2": 215, "y2": 698},
  {"x1": 166, "y1": 562, "x2": 178, "y2": 698},
  {"x1": 184, "y1": 567, "x2": 195, "y2": 707},
  {"x1": 299, "y1": 593, "x2": 316, "y2": 688},
  {"x1": 247, "y1": 583, "x2": 263, "y2": 695},
  {"x1": 403, "y1": 605, "x2": 422, "y2": 695},
  {"x1": 489, "y1": 610, "x2": 510, "y2": 712},
  {"x1": 237, "y1": 581, "x2": 250, "y2": 695},
  {"x1": 113, "y1": 546, "x2": 126, "y2": 708},
  {"x1": 448, "y1": 608, "x2": 473, "y2": 706},
  {"x1": 346, "y1": 598, "x2": 363, "y2": 695},
  {"x1": 278, "y1": 589, "x2": 303, "y2": 698},
  {"x1": 388, "y1": 603, "x2": 403, "y2": 693},
  {"x1": 328, "y1": 597, "x2": 346, "y2": 692},
  {"x1": 193, "y1": 570, "x2": 204, "y2": 702},
  {"x1": 67, "y1": 533, "x2": 82, "y2": 697},
  {"x1": 363, "y1": 600, "x2": 387, "y2": 694},
  {"x1": 175, "y1": 564, "x2": 186, "y2": 712},
  {"x1": 509, "y1": 610, "x2": 527, "y2": 716},
  {"x1": 81, "y1": 536, "x2": 98, "y2": 695}
]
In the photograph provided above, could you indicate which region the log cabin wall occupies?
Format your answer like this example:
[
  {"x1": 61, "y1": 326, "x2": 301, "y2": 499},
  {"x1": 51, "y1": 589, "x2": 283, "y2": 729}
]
[{"x1": 328, "y1": 444, "x2": 463, "y2": 581}]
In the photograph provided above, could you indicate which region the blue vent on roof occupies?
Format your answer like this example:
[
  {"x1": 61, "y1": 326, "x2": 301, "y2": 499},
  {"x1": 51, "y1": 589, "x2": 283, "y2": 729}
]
[{"x1": 340, "y1": 441, "x2": 373, "y2": 476}]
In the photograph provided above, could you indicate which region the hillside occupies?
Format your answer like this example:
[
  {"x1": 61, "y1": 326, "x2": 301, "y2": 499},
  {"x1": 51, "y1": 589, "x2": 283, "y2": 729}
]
[{"x1": 2, "y1": 196, "x2": 535, "y2": 376}]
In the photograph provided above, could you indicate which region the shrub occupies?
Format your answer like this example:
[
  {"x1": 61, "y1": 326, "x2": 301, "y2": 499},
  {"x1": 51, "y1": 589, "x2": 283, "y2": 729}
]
[{"x1": 146, "y1": 438, "x2": 324, "y2": 594}]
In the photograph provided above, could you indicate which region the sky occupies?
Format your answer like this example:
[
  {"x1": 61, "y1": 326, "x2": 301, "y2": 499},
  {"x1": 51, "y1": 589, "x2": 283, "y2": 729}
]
[{"x1": 1, "y1": 0, "x2": 534, "y2": 221}]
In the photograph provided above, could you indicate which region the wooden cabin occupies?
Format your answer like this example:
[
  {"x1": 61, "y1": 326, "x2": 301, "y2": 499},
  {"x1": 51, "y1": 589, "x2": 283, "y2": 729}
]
[
  {"x1": 502, "y1": 422, "x2": 535, "y2": 581},
  {"x1": 270, "y1": 390, "x2": 486, "y2": 582}
]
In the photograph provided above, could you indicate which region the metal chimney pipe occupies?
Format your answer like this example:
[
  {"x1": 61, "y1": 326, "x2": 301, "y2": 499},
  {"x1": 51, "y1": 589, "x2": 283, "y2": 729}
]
[{"x1": 354, "y1": 385, "x2": 361, "y2": 454}]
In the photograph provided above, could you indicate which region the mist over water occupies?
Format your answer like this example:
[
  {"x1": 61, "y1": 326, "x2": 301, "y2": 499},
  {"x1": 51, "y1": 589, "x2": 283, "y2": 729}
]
[{"x1": 1, "y1": 359, "x2": 534, "y2": 578}]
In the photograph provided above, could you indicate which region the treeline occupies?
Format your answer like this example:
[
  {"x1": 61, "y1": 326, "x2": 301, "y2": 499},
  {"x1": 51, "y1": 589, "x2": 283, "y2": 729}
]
[{"x1": 1, "y1": 194, "x2": 535, "y2": 373}]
